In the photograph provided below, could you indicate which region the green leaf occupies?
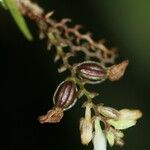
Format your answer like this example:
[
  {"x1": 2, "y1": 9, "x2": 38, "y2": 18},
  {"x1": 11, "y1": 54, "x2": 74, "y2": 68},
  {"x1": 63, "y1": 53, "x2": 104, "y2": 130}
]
[
  {"x1": 4, "y1": 0, "x2": 33, "y2": 41},
  {"x1": 0, "y1": 0, "x2": 7, "y2": 9}
]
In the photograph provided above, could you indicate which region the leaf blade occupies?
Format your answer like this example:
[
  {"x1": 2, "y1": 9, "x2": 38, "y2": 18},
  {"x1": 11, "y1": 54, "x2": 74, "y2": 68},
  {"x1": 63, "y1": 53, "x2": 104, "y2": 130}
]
[{"x1": 4, "y1": 0, "x2": 33, "y2": 40}]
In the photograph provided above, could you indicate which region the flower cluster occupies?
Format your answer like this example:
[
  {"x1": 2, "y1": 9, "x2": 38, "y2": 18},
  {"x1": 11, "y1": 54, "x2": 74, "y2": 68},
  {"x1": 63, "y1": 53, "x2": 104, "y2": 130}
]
[
  {"x1": 37, "y1": 60, "x2": 142, "y2": 150},
  {"x1": 14, "y1": 1, "x2": 142, "y2": 150},
  {"x1": 38, "y1": 60, "x2": 129, "y2": 124},
  {"x1": 80, "y1": 103, "x2": 142, "y2": 150}
]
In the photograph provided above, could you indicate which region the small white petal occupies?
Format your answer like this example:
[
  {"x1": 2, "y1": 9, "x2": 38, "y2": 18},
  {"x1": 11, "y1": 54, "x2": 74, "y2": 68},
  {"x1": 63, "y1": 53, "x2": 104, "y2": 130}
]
[
  {"x1": 80, "y1": 118, "x2": 93, "y2": 145},
  {"x1": 80, "y1": 103, "x2": 93, "y2": 145},
  {"x1": 93, "y1": 118, "x2": 107, "y2": 150},
  {"x1": 107, "y1": 119, "x2": 136, "y2": 130},
  {"x1": 119, "y1": 109, "x2": 142, "y2": 120}
]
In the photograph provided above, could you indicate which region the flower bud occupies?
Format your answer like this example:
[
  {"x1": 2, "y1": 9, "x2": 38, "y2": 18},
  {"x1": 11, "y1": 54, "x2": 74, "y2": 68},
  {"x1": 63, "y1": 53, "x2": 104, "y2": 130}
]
[
  {"x1": 107, "y1": 119, "x2": 136, "y2": 130},
  {"x1": 114, "y1": 130, "x2": 124, "y2": 138},
  {"x1": 75, "y1": 61, "x2": 107, "y2": 84},
  {"x1": 115, "y1": 138, "x2": 124, "y2": 146},
  {"x1": 106, "y1": 129, "x2": 115, "y2": 147},
  {"x1": 119, "y1": 109, "x2": 142, "y2": 120},
  {"x1": 53, "y1": 80, "x2": 77, "y2": 111},
  {"x1": 80, "y1": 118, "x2": 93, "y2": 145},
  {"x1": 80, "y1": 102, "x2": 93, "y2": 145},
  {"x1": 107, "y1": 60, "x2": 129, "y2": 81},
  {"x1": 98, "y1": 106, "x2": 119, "y2": 119},
  {"x1": 106, "y1": 127, "x2": 124, "y2": 147},
  {"x1": 38, "y1": 107, "x2": 64, "y2": 123}
]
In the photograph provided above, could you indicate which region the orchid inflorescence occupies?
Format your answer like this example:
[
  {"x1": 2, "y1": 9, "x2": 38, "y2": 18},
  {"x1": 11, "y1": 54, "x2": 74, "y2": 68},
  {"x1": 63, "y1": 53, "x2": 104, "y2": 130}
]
[
  {"x1": 14, "y1": 1, "x2": 142, "y2": 150},
  {"x1": 38, "y1": 60, "x2": 142, "y2": 150}
]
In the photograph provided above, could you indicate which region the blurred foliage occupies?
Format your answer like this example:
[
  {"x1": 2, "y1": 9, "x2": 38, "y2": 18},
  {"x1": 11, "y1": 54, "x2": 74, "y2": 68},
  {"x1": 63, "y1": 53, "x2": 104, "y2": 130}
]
[
  {"x1": 0, "y1": 0, "x2": 7, "y2": 9},
  {"x1": 3, "y1": 0, "x2": 33, "y2": 40}
]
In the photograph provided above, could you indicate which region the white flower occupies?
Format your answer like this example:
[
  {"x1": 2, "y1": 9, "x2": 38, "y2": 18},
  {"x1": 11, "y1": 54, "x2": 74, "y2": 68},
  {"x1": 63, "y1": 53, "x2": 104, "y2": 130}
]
[
  {"x1": 80, "y1": 102, "x2": 93, "y2": 145},
  {"x1": 119, "y1": 109, "x2": 142, "y2": 120},
  {"x1": 107, "y1": 119, "x2": 136, "y2": 130},
  {"x1": 97, "y1": 105, "x2": 119, "y2": 119},
  {"x1": 106, "y1": 127, "x2": 124, "y2": 147},
  {"x1": 93, "y1": 117, "x2": 107, "y2": 150},
  {"x1": 107, "y1": 109, "x2": 142, "y2": 130},
  {"x1": 106, "y1": 128, "x2": 115, "y2": 147}
]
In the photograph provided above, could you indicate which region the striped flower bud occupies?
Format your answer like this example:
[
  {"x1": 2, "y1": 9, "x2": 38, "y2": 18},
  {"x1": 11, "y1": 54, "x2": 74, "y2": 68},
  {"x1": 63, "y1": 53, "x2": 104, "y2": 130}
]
[
  {"x1": 75, "y1": 61, "x2": 108, "y2": 84},
  {"x1": 106, "y1": 127, "x2": 124, "y2": 147},
  {"x1": 97, "y1": 105, "x2": 120, "y2": 119},
  {"x1": 53, "y1": 80, "x2": 77, "y2": 111},
  {"x1": 38, "y1": 80, "x2": 77, "y2": 124}
]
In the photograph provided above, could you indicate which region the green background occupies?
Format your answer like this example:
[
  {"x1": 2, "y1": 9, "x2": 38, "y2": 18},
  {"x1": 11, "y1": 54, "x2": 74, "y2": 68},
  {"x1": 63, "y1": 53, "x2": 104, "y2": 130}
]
[{"x1": 3, "y1": 0, "x2": 150, "y2": 150}]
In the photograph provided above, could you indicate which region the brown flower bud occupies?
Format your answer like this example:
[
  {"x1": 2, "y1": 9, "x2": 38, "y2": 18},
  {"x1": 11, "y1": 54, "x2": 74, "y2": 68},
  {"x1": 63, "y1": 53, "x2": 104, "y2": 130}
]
[
  {"x1": 53, "y1": 80, "x2": 77, "y2": 110},
  {"x1": 38, "y1": 107, "x2": 64, "y2": 123},
  {"x1": 75, "y1": 61, "x2": 107, "y2": 83},
  {"x1": 107, "y1": 60, "x2": 129, "y2": 81}
]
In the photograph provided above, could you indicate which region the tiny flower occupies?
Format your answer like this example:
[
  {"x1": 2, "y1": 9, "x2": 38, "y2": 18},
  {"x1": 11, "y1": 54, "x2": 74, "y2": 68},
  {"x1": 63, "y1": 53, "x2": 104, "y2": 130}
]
[
  {"x1": 106, "y1": 127, "x2": 124, "y2": 147},
  {"x1": 107, "y1": 119, "x2": 136, "y2": 130},
  {"x1": 115, "y1": 138, "x2": 124, "y2": 146},
  {"x1": 80, "y1": 102, "x2": 93, "y2": 145},
  {"x1": 97, "y1": 105, "x2": 119, "y2": 119},
  {"x1": 93, "y1": 117, "x2": 106, "y2": 150},
  {"x1": 47, "y1": 31, "x2": 58, "y2": 45},
  {"x1": 114, "y1": 130, "x2": 124, "y2": 138},
  {"x1": 107, "y1": 60, "x2": 129, "y2": 81},
  {"x1": 38, "y1": 107, "x2": 64, "y2": 123},
  {"x1": 106, "y1": 128, "x2": 115, "y2": 147},
  {"x1": 119, "y1": 109, "x2": 142, "y2": 120},
  {"x1": 107, "y1": 108, "x2": 142, "y2": 130}
]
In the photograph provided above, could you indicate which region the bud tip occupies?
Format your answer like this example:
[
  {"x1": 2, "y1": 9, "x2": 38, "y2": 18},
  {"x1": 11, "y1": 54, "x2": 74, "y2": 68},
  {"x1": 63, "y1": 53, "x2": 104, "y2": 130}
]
[{"x1": 108, "y1": 60, "x2": 129, "y2": 81}]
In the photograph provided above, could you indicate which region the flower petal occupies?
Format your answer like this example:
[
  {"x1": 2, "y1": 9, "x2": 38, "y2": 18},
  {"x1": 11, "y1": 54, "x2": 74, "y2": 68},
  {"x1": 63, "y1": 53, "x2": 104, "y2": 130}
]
[
  {"x1": 80, "y1": 118, "x2": 93, "y2": 145},
  {"x1": 106, "y1": 130, "x2": 115, "y2": 147},
  {"x1": 93, "y1": 118, "x2": 107, "y2": 150},
  {"x1": 119, "y1": 109, "x2": 142, "y2": 120},
  {"x1": 107, "y1": 119, "x2": 136, "y2": 130}
]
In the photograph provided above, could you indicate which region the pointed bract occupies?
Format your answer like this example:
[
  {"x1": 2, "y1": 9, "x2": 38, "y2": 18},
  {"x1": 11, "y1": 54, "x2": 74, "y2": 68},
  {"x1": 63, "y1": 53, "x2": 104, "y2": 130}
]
[{"x1": 108, "y1": 60, "x2": 129, "y2": 81}]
